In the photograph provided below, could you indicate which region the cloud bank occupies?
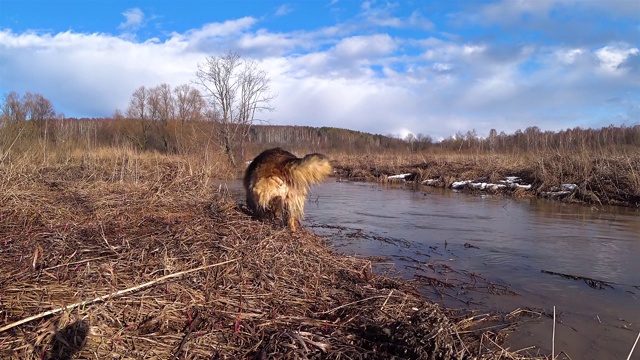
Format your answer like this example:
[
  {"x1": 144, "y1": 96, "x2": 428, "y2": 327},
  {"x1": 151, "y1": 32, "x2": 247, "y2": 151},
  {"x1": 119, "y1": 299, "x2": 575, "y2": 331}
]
[{"x1": 0, "y1": 1, "x2": 638, "y2": 140}]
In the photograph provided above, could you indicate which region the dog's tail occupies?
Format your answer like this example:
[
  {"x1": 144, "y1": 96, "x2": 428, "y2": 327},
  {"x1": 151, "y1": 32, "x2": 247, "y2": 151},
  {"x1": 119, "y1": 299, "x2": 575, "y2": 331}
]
[{"x1": 286, "y1": 153, "x2": 333, "y2": 190}]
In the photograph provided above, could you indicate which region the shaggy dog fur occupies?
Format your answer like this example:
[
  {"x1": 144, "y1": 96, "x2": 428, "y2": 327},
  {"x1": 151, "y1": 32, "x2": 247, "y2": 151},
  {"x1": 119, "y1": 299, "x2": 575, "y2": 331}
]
[{"x1": 244, "y1": 148, "x2": 333, "y2": 232}]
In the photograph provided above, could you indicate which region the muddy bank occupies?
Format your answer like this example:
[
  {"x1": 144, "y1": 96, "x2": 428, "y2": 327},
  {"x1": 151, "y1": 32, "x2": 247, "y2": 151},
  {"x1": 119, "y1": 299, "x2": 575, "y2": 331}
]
[
  {"x1": 332, "y1": 153, "x2": 640, "y2": 208},
  {"x1": 0, "y1": 159, "x2": 535, "y2": 359}
]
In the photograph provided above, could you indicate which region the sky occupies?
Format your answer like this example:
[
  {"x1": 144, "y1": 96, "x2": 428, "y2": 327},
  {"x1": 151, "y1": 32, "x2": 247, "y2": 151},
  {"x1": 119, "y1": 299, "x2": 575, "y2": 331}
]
[{"x1": 0, "y1": 0, "x2": 639, "y2": 140}]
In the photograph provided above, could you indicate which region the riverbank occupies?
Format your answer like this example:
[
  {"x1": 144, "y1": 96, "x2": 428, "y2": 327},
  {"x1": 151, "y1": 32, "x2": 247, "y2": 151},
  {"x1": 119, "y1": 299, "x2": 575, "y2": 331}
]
[
  {"x1": 331, "y1": 152, "x2": 640, "y2": 208},
  {"x1": 0, "y1": 152, "x2": 538, "y2": 359}
]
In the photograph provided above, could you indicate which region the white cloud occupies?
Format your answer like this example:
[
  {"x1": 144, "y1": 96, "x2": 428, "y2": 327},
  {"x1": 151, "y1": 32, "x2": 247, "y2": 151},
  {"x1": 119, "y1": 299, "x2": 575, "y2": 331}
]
[
  {"x1": 408, "y1": 11, "x2": 435, "y2": 31},
  {"x1": 432, "y1": 63, "x2": 452, "y2": 72},
  {"x1": 0, "y1": 29, "x2": 200, "y2": 117},
  {"x1": 595, "y1": 45, "x2": 640, "y2": 75},
  {"x1": 556, "y1": 48, "x2": 585, "y2": 64},
  {"x1": 275, "y1": 4, "x2": 293, "y2": 16},
  {"x1": 419, "y1": 38, "x2": 486, "y2": 62},
  {"x1": 463, "y1": 44, "x2": 485, "y2": 56},
  {"x1": 333, "y1": 34, "x2": 396, "y2": 60},
  {"x1": 396, "y1": 128, "x2": 414, "y2": 139},
  {"x1": 269, "y1": 74, "x2": 418, "y2": 134},
  {"x1": 118, "y1": 8, "x2": 145, "y2": 30},
  {"x1": 237, "y1": 29, "x2": 300, "y2": 57},
  {"x1": 286, "y1": 52, "x2": 331, "y2": 77},
  {"x1": 462, "y1": 65, "x2": 520, "y2": 108},
  {"x1": 178, "y1": 17, "x2": 258, "y2": 52},
  {"x1": 360, "y1": 1, "x2": 373, "y2": 12},
  {"x1": 359, "y1": 0, "x2": 403, "y2": 28}
]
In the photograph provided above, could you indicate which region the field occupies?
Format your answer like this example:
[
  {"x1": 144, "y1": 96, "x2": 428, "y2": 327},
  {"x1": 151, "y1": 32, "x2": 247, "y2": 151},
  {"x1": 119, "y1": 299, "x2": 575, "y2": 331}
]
[{"x1": 0, "y1": 149, "x2": 545, "y2": 359}]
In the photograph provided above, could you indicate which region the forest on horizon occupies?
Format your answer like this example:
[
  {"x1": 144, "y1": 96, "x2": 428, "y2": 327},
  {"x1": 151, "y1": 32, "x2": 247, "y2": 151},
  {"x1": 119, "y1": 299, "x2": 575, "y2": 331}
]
[{"x1": 1, "y1": 90, "x2": 639, "y2": 163}]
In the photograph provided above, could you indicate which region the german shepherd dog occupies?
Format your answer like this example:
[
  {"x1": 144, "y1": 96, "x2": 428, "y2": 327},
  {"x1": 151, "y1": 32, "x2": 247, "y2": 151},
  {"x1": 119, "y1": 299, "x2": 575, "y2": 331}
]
[{"x1": 244, "y1": 148, "x2": 332, "y2": 232}]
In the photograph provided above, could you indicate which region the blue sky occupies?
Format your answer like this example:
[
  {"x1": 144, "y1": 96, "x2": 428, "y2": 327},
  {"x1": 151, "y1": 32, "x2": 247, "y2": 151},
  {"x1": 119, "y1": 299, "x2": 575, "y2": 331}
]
[{"x1": 1, "y1": 0, "x2": 638, "y2": 140}]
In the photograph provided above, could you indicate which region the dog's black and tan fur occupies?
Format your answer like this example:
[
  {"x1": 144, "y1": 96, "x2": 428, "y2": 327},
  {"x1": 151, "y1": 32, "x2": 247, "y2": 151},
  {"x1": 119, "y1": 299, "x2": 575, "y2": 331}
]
[{"x1": 244, "y1": 148, "x2": 332, "y2": 232}]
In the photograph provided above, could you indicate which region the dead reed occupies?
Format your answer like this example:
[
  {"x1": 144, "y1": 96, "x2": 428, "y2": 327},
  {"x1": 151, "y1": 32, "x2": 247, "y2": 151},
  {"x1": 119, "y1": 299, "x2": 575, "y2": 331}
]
[
  {"x1": 330, "y1": 150, "x2": 640, "y2": 208},
  {"x1": 0, "y1": 151, "x2": 537, "y2": 359}
]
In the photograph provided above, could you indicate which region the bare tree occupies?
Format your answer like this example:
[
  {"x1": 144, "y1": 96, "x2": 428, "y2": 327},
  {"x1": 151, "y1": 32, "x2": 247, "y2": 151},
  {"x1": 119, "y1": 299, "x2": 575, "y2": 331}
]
[
  {"x1": 126, "y1": 86, "x2": 147, "y2": 120},
  {"x1": 25, "y1": 93, "x2": 55, "y2": 122},
  {"x1": 126, "y1": 86, "x2": 152, "y2": 150},
  {"x1": 488, "y1": 128, "x2": 498, "y2": 151},
  {"x1": 147, "y1": 84, "x2": 174, "y2": 122},
  {"x1": 1, "y1": 91, "x2": 27, "y2": 123},
  {"x1": 194, "y1": 51, "x2": 276, "y2": 166},
  {"x1": 147, "y1": 84, "x2": 175, "y2": 151},
  {"x1": 173, "y1": 84, "x2": 205, "y2": 153},
  {"x1": 405, "y1": 133, "x2": 416, "y2": 152},
  {"x1": 174, "y1": 84, "x2": 205, "y2": 123},
  {"x1": 1, "y1": 92, "x2": 55, "y2": 123},
  {"x1": 113, "y1": 108, "x2": 125, "y2": 120}
]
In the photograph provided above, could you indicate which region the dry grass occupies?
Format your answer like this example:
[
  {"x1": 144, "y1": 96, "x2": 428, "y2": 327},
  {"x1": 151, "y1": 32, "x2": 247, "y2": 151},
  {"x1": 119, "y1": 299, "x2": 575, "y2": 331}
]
[
  {"x1": 331, "y1": 150, "x2": 640, "y2": 207},
  {"x1": 0, "y1": 149, "x2": 540, "y2": 359}
]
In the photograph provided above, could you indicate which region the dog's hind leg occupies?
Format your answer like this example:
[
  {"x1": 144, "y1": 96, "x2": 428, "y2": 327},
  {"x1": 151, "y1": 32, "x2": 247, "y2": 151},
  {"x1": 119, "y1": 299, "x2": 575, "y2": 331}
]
[
  {"x1": 287, "y1": 214, "x2": 299, "y2": 233},
  {"x1": 287, "y1": 216, "x2": 302, "y2": 233}
]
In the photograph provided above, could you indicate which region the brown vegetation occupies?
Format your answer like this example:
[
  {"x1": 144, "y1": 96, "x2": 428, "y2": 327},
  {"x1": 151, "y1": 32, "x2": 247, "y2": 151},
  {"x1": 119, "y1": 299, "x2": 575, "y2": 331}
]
[
  {"x1": 3, "y1": 91, "x2": 636, "y2": 358},
  {"x1": 1, "y1": 105, "x2": 638, "y2": 210},
  {"x1": 331, "y1": 150, "x2": 640, "y2": 208},
  {"x1": 0, "y1": 150, "x2": 536, "y2": 359}
]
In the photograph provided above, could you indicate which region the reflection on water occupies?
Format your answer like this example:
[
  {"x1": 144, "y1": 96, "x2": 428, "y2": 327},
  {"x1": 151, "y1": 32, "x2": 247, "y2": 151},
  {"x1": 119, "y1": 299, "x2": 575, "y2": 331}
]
[{"x1": 222, "y1": 180, "x2": 639, "y2": 359}]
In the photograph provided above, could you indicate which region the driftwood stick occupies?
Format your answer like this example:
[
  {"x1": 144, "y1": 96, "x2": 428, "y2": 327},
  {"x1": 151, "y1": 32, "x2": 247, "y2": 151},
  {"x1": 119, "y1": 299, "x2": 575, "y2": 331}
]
[
  {"x1": 628, "y1": 331, "x2": 640, "y2": 360},
  {"x1": 0, "y1": 258, "x2": 238, "y2": 334},
  {"x1": 552, "y1": 306, "x2": 556, "y2": 360}
]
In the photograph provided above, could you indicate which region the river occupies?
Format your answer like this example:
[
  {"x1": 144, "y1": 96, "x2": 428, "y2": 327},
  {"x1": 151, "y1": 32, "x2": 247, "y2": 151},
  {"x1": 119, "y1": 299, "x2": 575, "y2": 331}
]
[{"x1": 224, "y1": 180, "x2": 640, "y2": 360}]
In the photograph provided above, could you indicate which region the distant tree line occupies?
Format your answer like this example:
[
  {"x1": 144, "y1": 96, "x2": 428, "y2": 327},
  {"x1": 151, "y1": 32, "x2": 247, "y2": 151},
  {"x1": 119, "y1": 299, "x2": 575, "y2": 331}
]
[
  {"x1": 250, "y1": 124, "x2": 640, "y2": 154},
  {"x1": 245, "y1": 125, "x2": 408, "y2": 154},
  {"x1": 2, "y1": 90, "x2": 639, "y2": 163},
  {"x1": 430, "y1": 126, "x2": 640, "y2": 153}
]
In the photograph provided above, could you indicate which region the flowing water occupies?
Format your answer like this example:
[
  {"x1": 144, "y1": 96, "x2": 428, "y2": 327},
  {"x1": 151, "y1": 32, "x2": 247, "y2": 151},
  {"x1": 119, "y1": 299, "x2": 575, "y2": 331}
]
[{"x1": 223, "y1": 180, "x2": 640, "y2": 359}]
